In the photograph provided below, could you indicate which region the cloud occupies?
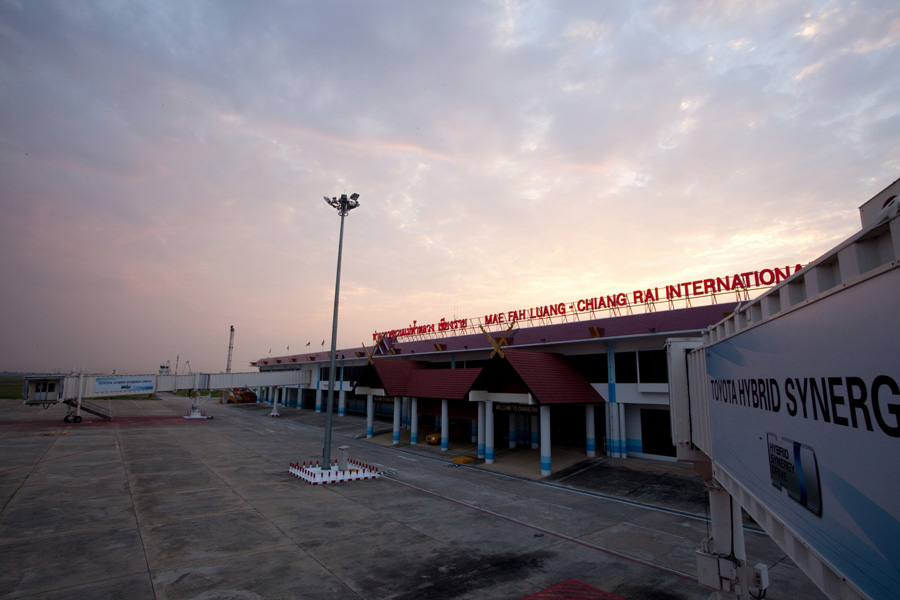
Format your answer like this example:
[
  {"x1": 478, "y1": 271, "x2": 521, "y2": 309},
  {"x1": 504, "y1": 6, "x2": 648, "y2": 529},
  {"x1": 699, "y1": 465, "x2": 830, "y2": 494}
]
[{"x1": 0, "y1": 0, "x2": 897, "y2": 373}]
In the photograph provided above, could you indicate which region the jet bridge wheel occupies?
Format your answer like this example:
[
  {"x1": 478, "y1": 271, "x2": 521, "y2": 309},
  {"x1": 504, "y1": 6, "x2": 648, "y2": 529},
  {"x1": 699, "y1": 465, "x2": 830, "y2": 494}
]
[
  {"x1": 64, "y1": 415, "x2": 71, "y2": 423},
  {"x1": 63, "y1": 415, "x2": 83, "y2": 423},
  {"x1": 73, "y1": 416, "x2": 82, "y2": 423}
]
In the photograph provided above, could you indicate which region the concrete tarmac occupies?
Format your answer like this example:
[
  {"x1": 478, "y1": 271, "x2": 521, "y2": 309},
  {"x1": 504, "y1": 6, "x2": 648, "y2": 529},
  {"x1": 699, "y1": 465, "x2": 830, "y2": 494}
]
[{"x1": 0, "y1": 395, "x2": 827, "y2": 600}]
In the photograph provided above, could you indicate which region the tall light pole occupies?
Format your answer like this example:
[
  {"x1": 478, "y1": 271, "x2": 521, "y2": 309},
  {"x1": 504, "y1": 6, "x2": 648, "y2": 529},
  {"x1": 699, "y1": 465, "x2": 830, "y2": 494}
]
[{"x1": 322, "y1": 192, "x2": 360, "y2": 470}]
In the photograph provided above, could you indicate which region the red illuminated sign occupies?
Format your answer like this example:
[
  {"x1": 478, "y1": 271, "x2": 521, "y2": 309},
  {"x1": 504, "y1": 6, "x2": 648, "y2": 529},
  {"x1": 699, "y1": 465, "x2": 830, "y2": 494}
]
[{"x1": 373, "y1": 264, "x2": 803, "y2": 341}]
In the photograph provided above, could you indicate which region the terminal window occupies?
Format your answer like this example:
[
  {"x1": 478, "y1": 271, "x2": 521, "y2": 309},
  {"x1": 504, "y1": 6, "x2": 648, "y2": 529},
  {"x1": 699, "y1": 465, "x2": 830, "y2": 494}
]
[
  {"x1": 567, "y1": 353, "x2": 609, "y2": 383},
  {"x1": 319, "y1": 365, "x2": 365, "y2": 383},
  {"x1": 615, "y1": 352, "x2": 638, "y2": 383},
  {"x1": 638, "y1": 349, "x2": 668, "y2": 384}
]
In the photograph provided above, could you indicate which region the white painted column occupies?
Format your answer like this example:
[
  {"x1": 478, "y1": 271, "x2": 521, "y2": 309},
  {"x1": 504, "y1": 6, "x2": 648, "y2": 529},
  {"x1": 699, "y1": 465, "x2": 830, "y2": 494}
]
[
  {"x1": 586, "y1": 405, "x2": 596, "y2": 457},
  {"x1": 607, "y1": 403, "x2": 626, "y2": 458},
  {"x1": 366, "y1": 393, "x2": 374, "y2": 438},
  {"x1": 402, "y1": 396, "x2": 410, "y2": 427},
  {"x1": 339, "y1": 362, "x2": 346, "y2": 416},
  {"x1": 315, "y1": 388, "x2": 323, "y2": 413},
  {"x1": 605, "y1": 403, "x2": 614, "y2": 456},
  {"x1": 605, "y1": 341, "x2": 625, "y2": 458},
  {"x1": 485, "y1": 401, "x2": 495, "y2": 464},
  {"x1": 520, "y1": 414, "x2": 528, "y2": 446},
  {"x1": 410, "y1": 397, "x2": 419, "y2": 444},
  {"x1": 441, "y1": 399, "x2": 449, "y2": 452},
  {"x1": 477, "y1": 402, "x2": 485, "y2": 459},
  {"x1": 392, "y1": 397, "x2": 401, "y2": 445},
  {"x1": 540, "y1": 405, "x2": 551, "y2": 476},
  {"x1": 269, "y1": 387, "x2": 281, "y2": 417}
]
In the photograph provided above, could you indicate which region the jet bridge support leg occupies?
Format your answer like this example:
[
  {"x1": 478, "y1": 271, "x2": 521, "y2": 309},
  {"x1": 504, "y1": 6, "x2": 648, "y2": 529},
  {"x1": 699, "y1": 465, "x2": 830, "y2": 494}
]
[
  {"x1": 707, "y1": 482, "x2": 746, "y2": 563},
  {"x1": 697, "y1": 477, "x2": 769, "y2": 600},
  {"x1": 65, "y1": 371, "x2": 85, "y2": 423}
]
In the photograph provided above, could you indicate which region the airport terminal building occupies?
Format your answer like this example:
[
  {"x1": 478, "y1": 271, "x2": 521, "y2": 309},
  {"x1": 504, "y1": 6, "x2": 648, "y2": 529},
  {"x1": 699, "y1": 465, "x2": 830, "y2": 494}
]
[{"x1": 251, "y1": 285, "x2": 777, "y2": 474}]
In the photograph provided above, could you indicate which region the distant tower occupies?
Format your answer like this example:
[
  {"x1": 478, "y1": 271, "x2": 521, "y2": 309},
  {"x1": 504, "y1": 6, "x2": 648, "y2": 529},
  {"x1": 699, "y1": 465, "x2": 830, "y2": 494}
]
[{"x1": 226, "y1": 325, "x2": 235, "y2": 374}]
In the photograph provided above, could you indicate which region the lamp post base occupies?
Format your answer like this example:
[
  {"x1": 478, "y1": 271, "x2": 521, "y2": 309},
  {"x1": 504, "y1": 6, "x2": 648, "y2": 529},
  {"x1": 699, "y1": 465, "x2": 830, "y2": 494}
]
[{"x1": 288, "y1": 460, "x2": 382, "y2": 485}]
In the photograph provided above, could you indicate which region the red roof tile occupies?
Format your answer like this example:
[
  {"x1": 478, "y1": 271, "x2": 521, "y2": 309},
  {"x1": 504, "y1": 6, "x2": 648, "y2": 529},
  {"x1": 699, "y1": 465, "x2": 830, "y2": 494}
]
[
  {"x1": 503, "y1": 349, "x2": 605, "y2": 405},
  {"x1": 357, "y1": 358, "x2": 483, "y2": 400},
  {"x1": 406, "y1": 368, "x2": 483, "y2": 400}
]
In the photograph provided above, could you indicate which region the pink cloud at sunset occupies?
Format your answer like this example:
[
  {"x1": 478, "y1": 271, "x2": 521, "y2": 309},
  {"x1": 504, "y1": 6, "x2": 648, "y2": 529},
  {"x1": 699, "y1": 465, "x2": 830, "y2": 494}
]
[{"x1": 1, "y1": 1, "x2": 898, "y2": 374}]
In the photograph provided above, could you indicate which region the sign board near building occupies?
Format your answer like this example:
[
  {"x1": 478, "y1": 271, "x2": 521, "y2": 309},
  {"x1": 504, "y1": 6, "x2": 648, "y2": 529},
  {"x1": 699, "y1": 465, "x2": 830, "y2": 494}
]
[
  {"x1": 706, "y1": 268, "x2": 900, "y2": 600},
  {"x1": 494, "y1": 404, "x2": 540, "y2": 414}
]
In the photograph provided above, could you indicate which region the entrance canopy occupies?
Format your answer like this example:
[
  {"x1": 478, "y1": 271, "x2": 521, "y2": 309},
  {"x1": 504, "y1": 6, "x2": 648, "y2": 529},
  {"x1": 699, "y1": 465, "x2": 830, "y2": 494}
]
[
  {"x1": 354, "y1": 349, "x2": 604, "y2": 406},
  {"x1": 503, "y1": 349, "x2": 605, "y2": 405},
  {"x1": 354, "y1": 359, "x2": 483, "y2": 401}
]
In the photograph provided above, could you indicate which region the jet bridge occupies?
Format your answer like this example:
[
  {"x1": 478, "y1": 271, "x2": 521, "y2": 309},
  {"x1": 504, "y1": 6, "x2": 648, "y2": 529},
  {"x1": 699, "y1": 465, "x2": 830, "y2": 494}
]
[
  {"x1": 22, "y1": 375, "x2": 113, "y2": 423},
  {"x1": 22, "y1": 369, "x2": 312, "y2": 423},
  {"x1": 669, "y1": 184, "x2": 900, "y2": 600}
]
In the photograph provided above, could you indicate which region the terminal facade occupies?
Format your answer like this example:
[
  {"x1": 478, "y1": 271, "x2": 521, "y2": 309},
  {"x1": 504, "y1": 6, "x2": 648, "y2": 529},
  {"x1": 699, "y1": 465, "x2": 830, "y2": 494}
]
[{"x1": 253, "y1": 301, "x2": 742, "y2": 475}]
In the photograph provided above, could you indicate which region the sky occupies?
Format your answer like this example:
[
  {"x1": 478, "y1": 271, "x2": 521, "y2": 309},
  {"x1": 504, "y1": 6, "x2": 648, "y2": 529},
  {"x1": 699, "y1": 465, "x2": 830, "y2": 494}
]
[{"x1": 1, "y1": 0, "x2": 898, "y2": 375}]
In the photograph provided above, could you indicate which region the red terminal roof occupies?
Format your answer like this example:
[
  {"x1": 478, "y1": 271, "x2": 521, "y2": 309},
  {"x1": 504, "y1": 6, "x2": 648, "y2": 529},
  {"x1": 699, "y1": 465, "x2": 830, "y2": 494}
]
[
  {"x1": 356, "y1": 359, "x2": 482, "y2": 400},
  {"x1": 355, "y1": 349, "x2": 603, "y2": 405},
  {"x1": 502, "y1": 349, "x2": 605, "y2": 404}
]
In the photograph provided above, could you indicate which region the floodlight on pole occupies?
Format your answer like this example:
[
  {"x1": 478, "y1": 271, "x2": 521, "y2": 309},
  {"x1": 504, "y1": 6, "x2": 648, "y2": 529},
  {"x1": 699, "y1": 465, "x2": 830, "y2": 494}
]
[{"x1": 322, "y1": 193, "x2": 360, "y2": 470}]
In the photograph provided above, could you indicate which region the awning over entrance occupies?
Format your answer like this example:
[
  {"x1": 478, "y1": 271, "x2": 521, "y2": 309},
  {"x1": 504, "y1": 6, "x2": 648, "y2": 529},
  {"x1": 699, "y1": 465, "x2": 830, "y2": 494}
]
[
  {"x1": 355, "y1": 350, "x2": 603, "y2": 406},
  {"x1": 502, "y1": 349, "x2": 606, "y2": 405},
  {"x1": 354, "y1": 358, "x2": 483, "y2": 401}
]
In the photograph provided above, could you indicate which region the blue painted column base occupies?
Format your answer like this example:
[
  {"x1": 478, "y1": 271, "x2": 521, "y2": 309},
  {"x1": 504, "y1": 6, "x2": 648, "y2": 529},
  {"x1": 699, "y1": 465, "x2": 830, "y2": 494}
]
[{"x1": 540, "y1": 456, "x2": 552, "y2": 474}]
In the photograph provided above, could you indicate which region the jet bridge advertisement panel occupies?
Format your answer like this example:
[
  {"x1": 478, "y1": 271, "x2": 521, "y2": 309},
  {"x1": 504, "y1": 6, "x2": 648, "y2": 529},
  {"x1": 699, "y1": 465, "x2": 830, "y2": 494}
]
[
  {"x1": 706, "y1": 267, "x2": 900, "y2": 600},
  {"x1": 94, "y1": 376, "x2": 155, "y2": 395}
]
